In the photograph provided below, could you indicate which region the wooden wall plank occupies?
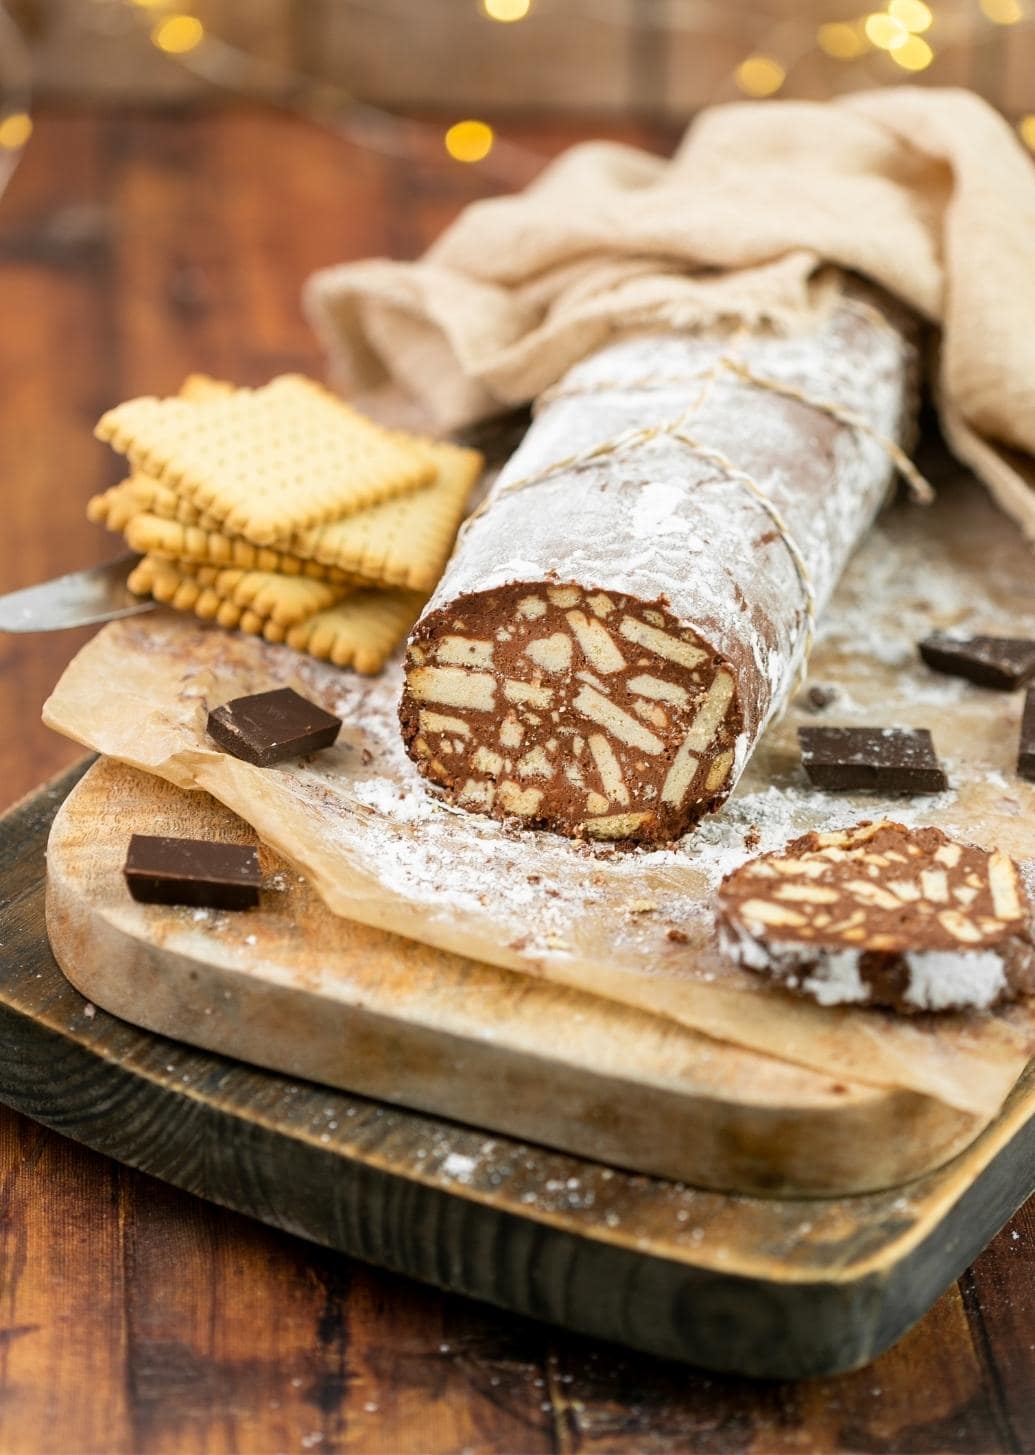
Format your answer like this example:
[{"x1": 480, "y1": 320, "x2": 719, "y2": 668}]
[
  {"x1": 15, "y1": 0, "x2": 1035, "y2": 121},
  {"x1": 306, "y1": 0, "x2": 635, "y2": 115}
]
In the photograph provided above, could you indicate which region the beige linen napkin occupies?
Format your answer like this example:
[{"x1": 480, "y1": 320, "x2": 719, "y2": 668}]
[{"x1": 305, "y1": 86, "x2": 1035, "y2": 538}]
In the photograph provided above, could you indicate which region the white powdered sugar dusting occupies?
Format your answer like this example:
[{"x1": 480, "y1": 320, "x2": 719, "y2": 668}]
[{"x1": 902, "y1": 950, "x2": 1008, "y2": 1011}]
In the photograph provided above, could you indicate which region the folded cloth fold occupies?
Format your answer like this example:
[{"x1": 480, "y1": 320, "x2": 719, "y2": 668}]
[{"x1": 305, "y1": 86, "x2": 1035, "y2": 538}]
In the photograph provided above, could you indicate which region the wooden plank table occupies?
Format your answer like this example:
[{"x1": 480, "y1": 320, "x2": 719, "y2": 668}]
[{"x1": 0, "y1": 102, "x2": 1032, "y2": 1453}]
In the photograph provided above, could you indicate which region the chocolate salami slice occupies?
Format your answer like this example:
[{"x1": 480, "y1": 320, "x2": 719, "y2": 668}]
[
  {"x1": 716, "y1": 821, "x2": 1035, "y2": 1012},
  {"x1": 399, "y1": 287, "x2": 917, "y2": 843}
]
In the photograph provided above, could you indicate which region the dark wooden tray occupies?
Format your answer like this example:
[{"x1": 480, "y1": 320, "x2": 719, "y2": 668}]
[{"x1": 2, "y1": 760, "x2": 1033, "y2": 1380}]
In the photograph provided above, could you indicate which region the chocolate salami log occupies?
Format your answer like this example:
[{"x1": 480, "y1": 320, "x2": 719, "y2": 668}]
[{"x1": 400, "y1": 289, "x2": 917, "y2": 844}]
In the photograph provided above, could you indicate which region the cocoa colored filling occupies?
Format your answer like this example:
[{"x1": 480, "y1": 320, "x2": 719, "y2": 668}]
[
  {"x1": 399, "y1": 581, "x2": 743, "y2": 844},
  {"x1": 720, "y1": 822, "x2": 1025, "y2": 954}
]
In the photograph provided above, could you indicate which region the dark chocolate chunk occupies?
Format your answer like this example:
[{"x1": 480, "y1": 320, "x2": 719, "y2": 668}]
[
  {"x1": 1018, "y1": 688, "x2": 1035, "y2": 782},
  {"x1": 798, "y1": 726, "x2": 948, "y2": 793},
  {"x1": 918, "y1": 633, "x2": 1035, "y2": 691},
  {"x1": 124, "y1": 834, "x2": 260, "y2": 910},
  {"x1": 207, "y1": 686, "x2": 341, "y2": 766}
]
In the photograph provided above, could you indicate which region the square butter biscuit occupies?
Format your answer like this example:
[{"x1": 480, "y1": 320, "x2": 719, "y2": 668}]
[
  {"x1": 281, "y1": 588, "x2": 427, "y2": 675},
  {"x1": 125, "y1": 511, "x2": 355, "y2": 585},
  {"x1": 280, "y1": 437, "x2": 483, "y2": 591},
  {"x1": 128, "y1": 555, "x2": 350, "y2": 630},
  {"x1": 97, "y1": 375, "x2": 435, "y2": 546}
]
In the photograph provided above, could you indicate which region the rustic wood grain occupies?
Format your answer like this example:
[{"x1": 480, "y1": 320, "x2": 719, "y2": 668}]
[{"x1": 0, "y1": 104, "x2": 1032, "y2": 1452}]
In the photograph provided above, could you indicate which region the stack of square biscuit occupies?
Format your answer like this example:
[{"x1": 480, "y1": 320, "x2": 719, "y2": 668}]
[{"x1": 87, "y1": 374, "x2": 483, "y2": 675}]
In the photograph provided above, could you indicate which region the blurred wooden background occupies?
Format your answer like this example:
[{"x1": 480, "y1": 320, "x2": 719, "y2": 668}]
[{"x1": 7, "y1": 0, "x2": 1035, "y2": 118}]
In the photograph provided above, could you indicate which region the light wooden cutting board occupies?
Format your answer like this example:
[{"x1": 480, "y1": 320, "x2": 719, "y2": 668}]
[{"x1": 45, "y1": 757, "x2": 990, "y2": 1197}]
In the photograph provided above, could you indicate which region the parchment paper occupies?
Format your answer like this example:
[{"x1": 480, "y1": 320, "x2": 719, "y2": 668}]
[{"x1": 45, "y1": 476, "x2": 1035, "y2": 1120}]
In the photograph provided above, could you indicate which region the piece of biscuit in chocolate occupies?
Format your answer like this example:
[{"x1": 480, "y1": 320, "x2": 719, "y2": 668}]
[{"x1": 716, "y1": 821, "x2": 1035, "y2": 1012}]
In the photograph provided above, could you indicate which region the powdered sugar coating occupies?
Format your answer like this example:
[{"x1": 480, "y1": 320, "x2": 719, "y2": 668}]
[{"x1": 718, "y1": 920, "x2": 1013, "y2": 1012}]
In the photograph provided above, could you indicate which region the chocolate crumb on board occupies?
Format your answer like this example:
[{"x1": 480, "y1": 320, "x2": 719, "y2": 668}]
[
  {"x1": 1018, "y1": 687, "x2": 1035, "y2": 782},
  {"x1": 799, "y1": 683, "x2": 837, "y2": 713},
  {"x1": 207, "y1": 686, "x2": 341, "y2": 766},
  {"x1": 124, "y1": 834, "x2": 260, "y2": 910},
  {"x1": 716, "y1": 820, "x2": 1035, "y2": 1012},
  {"x1": 919, "y1": 633, "x2": 1035, "y2": 691},
  {"x1": 798, "y1": 726, "x2": 948, "y2": 793}
]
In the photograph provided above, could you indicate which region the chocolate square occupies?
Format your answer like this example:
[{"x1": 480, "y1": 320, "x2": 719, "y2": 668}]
[
  {"x1": 207, "y1": 686, "x2": 341, "y2": 767},
  {"x1": 798, "y1": 726, "x2": 948, "y2": 793},
  {"x1": 124, "y1": 834, "x2": 261, "y2": 910},
  {"x1": 918, "y1": 633, "x2": 1035, "y2": 691}
]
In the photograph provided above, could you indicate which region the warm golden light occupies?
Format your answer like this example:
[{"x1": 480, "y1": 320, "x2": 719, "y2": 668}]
[
  {"x1": 980, "y1": 0, "x2": 1025, "y2": 21},
  {"x1": 817, "y1": 21, "x2": 867, "y2": 58},
  {"x1": 444, "y1": 119, "x2": 495, "y2": 162},
  {"x1": 888, "y1": 34, "x2": 934, "y2": 68},
  {"x1": 131, "y1": 0, "x2": 171, "y2": 9},
  {"x1": 1020, "y1": 115, "x2": 1035, "y2": 149},
  {"x1": 888, "y1": 0, "x2": 933, "y2": 31},
  {"x1": 734, "y1": 54, "x2": 786, "y2": 98},
  {"x1": 152, "y1": 14, "x2": 204, "y2": 53},
  {"x1": 864, "y1": 12, "x2": 908, "y2": 49},
  {"x1": 482, "y1": 0, "x2": 531, "y2": 19},
  {"x1": 0, "y1": 112, "x2": 32, "y2": 149}
]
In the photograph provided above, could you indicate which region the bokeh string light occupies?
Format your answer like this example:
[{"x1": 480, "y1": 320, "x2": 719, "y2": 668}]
[
  {"x1": 119, "y1": 0, "x2": 1035, "y2": 163},
  {"x1": 980, "y1": 0, "x2": 1025, "y2": 22},
  {"x1": 720, "y1": 0, "x2": 1030, "y2": 118},
  {"x1": 481, "y1": 0, "x2": 533, "y2": 20},
  {"x1": 4, "y1": 0, "x2": 1035, "y2": 193},
  {"x1": 119, "y1": 0, "x2": 545, "y2": 184}
]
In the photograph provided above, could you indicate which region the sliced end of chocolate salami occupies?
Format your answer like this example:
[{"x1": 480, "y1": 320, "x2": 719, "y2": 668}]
[
  {"x1": 716, "y1": 821, "x2": 1035, "y2": 1013},
  {"x1": 400, "y1": 582, "x2": 743, "y2": 844}
]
